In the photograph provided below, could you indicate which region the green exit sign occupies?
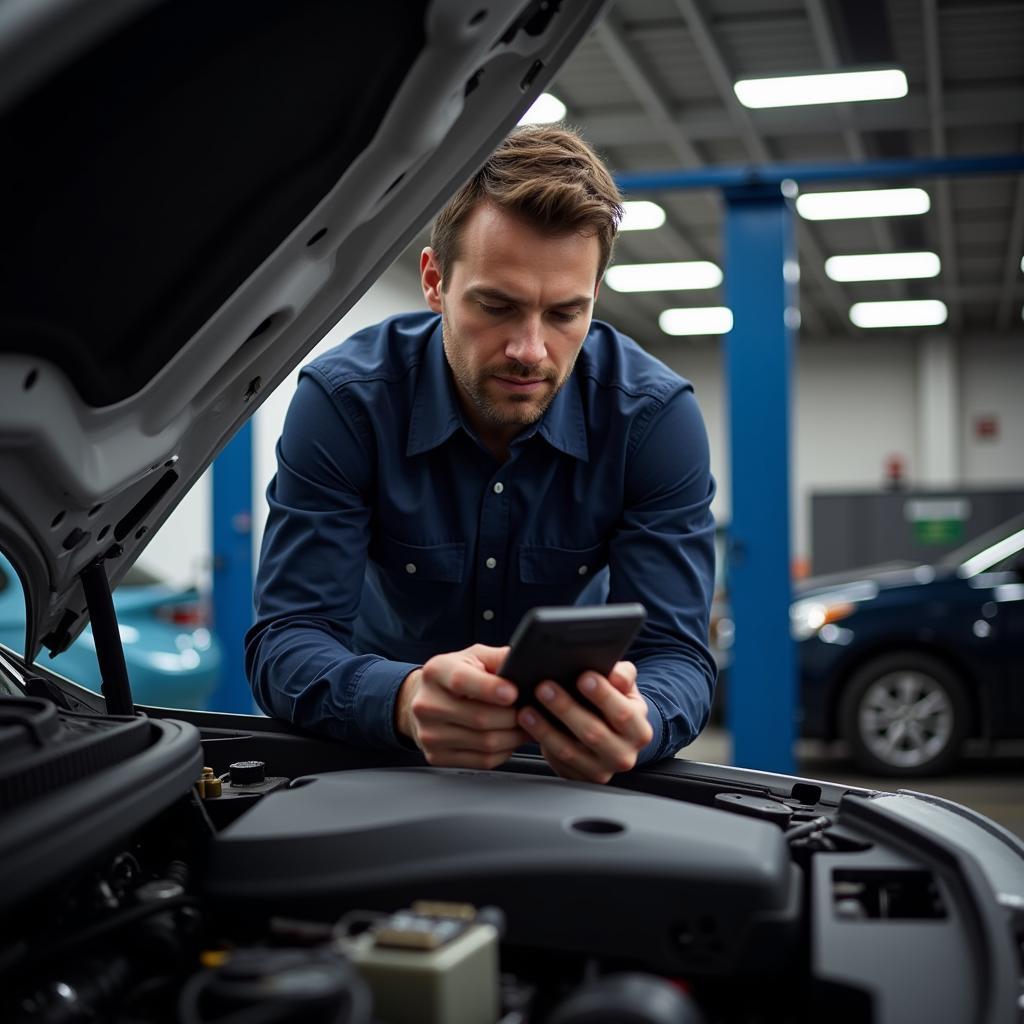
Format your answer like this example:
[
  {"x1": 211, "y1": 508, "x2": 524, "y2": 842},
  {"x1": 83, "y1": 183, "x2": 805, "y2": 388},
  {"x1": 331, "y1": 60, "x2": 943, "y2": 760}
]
[
  {"x1": 913, "y1": 519, "x2": 964, "y2": 545},
  {"x1": 905, "y1": 498, "x2": 971, "y2": 546}
]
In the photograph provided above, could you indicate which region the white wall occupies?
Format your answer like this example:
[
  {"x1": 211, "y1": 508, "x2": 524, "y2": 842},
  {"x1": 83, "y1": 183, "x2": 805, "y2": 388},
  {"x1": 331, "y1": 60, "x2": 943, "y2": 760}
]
[
  {"x1": 960, "y1": 337, "x2": 1024, "y2": 484},
  {"x1": 647, "y1": 332, "x2": 1024, "y2": 569}
]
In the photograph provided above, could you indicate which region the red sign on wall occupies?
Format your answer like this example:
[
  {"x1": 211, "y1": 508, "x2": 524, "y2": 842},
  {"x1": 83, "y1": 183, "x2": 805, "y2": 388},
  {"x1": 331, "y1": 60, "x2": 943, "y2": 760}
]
[{"x1": 973, "y1": 415, "x2": 999, "y2": 441}]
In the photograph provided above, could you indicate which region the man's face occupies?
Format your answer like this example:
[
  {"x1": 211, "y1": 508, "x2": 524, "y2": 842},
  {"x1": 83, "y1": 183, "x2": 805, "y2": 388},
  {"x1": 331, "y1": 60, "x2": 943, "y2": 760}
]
[{"x1": 420, "y1": 202, "x2": 601, "y2": 439}]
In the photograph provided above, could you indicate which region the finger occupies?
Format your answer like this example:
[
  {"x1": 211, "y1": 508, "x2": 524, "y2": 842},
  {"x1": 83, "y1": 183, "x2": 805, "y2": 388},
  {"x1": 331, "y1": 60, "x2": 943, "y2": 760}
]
[
  {"x1": 416, "y1": 723, "x2": 528, "y2": 756},
  {"x1": 414, "y1": 690, "x2": 520, "y2": 732},
  {"x1": 518, "y1": 707, "x2": 614, "y2": 784},
  {"x1": 576, "y1": 672, "x2": 653, "y2": 749},
  {"x1": 468, "y1": 644, "x2": 513, "y2": 674},
  {"x1": 420, "y1": 746, "x2": 519, "y2": 771},
  {"x1": 533, "y1": 682, "x2": 638, "y2": 775},
  {"x1": 423, "y1": 655, "x2": 517, "y2": 706},
  {"x1": 607, "y1": 660, "x2": 638, "y2": 693},
  {"x1": 544, "y1": 750, "x2": 612, "y2": 785}
]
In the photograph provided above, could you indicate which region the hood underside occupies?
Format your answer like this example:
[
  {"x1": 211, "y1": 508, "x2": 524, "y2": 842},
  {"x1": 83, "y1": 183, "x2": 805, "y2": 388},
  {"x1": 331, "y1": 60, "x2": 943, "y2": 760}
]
[{"x1": 0, "y1": 0, "x2": 609, "y2": 661}]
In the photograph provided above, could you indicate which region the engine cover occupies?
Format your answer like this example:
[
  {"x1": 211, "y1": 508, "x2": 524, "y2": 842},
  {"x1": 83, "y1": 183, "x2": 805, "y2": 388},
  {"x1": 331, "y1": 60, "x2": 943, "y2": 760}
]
[{"x1": 205, "y1": 768, "x2": 800, "y2": 974}]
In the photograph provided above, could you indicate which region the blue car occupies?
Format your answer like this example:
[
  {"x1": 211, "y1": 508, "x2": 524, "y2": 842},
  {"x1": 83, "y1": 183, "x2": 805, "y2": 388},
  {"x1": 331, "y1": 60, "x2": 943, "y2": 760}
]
[
  {"x1": 0, "y1": 554, "x2": 221, "y2": 709},
  {"x1": 795, "y1": 513, "x2": 1024, "y2": 776}
]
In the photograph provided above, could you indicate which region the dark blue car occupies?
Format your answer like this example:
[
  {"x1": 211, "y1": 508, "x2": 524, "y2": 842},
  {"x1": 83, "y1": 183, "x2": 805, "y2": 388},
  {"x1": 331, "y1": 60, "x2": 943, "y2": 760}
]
[{"x1": 795, "y1": 513, "x2": 1024, "y2": 776}]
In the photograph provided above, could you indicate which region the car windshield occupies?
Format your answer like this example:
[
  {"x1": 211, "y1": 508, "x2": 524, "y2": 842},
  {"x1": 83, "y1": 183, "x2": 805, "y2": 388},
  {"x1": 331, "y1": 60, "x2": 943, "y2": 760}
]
[{"x1": 939, "y1": 512, "x2": 1024, "y2": 573}]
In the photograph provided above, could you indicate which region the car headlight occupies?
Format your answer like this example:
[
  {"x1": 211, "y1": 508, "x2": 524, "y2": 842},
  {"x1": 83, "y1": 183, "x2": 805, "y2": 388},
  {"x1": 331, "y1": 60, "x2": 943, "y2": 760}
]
[{"x1": 790, "y1": 598, "x2": 855, "y2": 640}]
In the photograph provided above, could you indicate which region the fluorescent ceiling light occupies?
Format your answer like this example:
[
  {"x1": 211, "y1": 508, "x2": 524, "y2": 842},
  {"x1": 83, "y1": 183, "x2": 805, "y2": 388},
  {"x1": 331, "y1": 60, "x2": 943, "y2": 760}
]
[
  {"x1": 620, "y1": 201, "x2": 666, "y2": 231},
  {"x1": 659, "y1": 307, "x2": 733, "y2": 336},
  {"x1": 849, "y1": 300, "x2": 948, "y2": 328},
  {"x1": 796, "y1": 188, "x2": 930, "y2": 220},
  {"x1": 518, "y1": 92, "x2": 566, "y2": 125},
  {"x1": 606, "y1": 262, "x2": 722, "y2": 293},
  {"x1": 734, "y1": 68, "x2": 907, "y2": 108},
  {"x1": 825, "y1": 251, "x2": 941, "y2": 282}
]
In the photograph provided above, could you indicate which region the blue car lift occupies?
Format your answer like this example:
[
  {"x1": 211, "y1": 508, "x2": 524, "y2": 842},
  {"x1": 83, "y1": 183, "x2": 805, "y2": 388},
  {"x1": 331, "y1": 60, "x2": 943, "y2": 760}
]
[{"x1": 211, "y1": 153, "x2": 1024, "y2": 766}]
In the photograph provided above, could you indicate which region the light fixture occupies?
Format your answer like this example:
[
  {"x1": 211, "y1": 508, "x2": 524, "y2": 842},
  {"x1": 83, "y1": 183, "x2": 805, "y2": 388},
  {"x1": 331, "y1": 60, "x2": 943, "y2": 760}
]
[
  {"x1": 517, "y1": 92, "x2": 566, "y2": 125},
  {"x1": 606, "y1": 262, "x2": 722, "y2": 293},
  {"x1": 620, "y1": 201, "x2": 666, "y2": 231},
  {"x1": 825, "y1": 251, "x2": 941, "y2": 282},
  {"x1": 734, "y1": 68, "x2": 907, "y2": 109},
  {"x1": 849, "y1": 300, "x2": 948, "y2": 328},
  {"x1": 796, "y1": 188, "x2": 930, "y2": 220},
  {"x1": 659, "y1": 307, "x2": 733, "y2": 336}
]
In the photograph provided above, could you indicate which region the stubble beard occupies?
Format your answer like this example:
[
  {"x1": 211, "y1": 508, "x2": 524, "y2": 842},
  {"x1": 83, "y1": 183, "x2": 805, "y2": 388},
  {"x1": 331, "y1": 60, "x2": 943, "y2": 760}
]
[{"x1": 441, "y1": 314, "x2": 575, "y2": 429}]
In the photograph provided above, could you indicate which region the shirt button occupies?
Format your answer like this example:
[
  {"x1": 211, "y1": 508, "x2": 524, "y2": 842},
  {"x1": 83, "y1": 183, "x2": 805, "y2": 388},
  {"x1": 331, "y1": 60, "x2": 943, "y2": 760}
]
[
  {"x1": 493, "y1": 482, "x2": 504, "y2": 494},
  {"x1": 485, "y1": 557, "x2": 497, "y2": 569},
  {"x1": 578, "y1": 564, "x2": 588, "y2": 575},
  {"x1": 405, "y1": 563, "x2": 417, "y2": 574},
  {"x1": 482, "y1": 609, "x2": 495, "y2": 621}
]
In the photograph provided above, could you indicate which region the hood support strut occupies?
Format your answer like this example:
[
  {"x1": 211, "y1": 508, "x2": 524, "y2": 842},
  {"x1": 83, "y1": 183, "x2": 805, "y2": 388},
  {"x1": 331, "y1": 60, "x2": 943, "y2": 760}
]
[{"x1": 79, "y1": 557, "x2": 135, "y2": 717}]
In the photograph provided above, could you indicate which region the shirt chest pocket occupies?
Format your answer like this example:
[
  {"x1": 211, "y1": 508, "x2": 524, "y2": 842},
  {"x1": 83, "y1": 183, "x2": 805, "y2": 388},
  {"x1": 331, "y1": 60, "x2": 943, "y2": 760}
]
[
  {"x1": 519, "y1": 541, "x2": 609, "y2": 585},
  {"x1": 370, "y1": 535, "x2": 466, "y2": 583}
]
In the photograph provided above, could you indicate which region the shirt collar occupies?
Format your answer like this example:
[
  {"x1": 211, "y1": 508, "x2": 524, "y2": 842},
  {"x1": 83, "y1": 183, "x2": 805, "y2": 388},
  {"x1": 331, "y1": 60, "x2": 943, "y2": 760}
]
[
  {"x1": 406, "y1": 317, "x2": 589, "y2": 463},
  {"x1": 406, "y1": 319, "x2": 463, "y2": 457}
]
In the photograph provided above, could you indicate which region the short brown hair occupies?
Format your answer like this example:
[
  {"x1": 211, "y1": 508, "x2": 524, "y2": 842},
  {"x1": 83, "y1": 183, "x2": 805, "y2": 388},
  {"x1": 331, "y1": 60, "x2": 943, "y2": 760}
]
[{"x1": 431, "y1": 124, "x2": 623, "y2": 287}]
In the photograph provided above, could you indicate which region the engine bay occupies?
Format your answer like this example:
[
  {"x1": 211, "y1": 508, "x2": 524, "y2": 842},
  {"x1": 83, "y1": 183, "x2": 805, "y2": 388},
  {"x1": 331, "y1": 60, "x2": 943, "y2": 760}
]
[{"x1": 1, "y1": 692, "x2": 1021, "y2": 1024}]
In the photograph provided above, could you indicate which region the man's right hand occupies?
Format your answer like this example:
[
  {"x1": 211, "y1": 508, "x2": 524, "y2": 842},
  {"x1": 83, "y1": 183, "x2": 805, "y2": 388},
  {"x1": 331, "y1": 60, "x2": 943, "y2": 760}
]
[{"x1": 395, "y1": 644, "x2": 527, "y2": 769}]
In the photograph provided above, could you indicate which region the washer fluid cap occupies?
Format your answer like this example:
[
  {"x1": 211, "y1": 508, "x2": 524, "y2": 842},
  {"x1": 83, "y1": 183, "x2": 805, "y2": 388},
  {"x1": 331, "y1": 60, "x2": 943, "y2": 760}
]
[{"x1": 229, "y1": 760, "x2": 266, "y2": 785}]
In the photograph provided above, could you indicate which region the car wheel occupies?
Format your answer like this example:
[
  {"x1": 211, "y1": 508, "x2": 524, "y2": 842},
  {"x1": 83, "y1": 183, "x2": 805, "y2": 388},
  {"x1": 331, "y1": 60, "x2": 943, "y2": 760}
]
[{"x1": 839, "y1": 652, "x2": 969, "y2": 777}]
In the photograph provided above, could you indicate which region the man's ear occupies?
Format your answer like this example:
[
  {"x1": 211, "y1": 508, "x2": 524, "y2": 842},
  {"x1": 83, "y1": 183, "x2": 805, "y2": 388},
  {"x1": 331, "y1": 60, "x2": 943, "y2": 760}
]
[{"x1": 420, "y1": 247, "x2": 444, "y2": 313}]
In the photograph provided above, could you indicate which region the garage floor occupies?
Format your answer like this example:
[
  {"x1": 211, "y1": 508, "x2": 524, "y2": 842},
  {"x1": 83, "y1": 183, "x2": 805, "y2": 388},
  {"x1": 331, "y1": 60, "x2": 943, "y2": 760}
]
[{"x1": 680, "y1": 728, "x2": 1024, "y2": 841}]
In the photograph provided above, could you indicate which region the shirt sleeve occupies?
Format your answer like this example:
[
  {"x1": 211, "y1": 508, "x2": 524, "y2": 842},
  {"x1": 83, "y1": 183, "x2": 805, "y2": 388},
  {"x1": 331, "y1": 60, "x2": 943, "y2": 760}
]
[
  {"x1": 244, "y1": 370, "x2": 420, "y2": 749},
  {"x1": 607, "y1": 384, "x2": 717, "y2": 764}
]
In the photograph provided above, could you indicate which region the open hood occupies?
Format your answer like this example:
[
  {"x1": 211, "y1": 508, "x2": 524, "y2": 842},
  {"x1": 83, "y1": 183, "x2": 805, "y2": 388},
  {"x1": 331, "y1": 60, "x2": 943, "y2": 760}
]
[{"x1": 0, "y1": 0, "x2": 609, "y2": 662}]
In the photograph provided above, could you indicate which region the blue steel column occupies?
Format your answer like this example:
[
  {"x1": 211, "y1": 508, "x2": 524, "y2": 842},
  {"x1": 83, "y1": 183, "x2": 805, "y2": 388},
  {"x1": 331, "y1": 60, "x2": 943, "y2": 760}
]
[
  {"x1": 723, "y1": 184, "x2": 796, "y2": 773},
  {"x1": 211, "y1": 420, "x2": 255, "y2": 712}
]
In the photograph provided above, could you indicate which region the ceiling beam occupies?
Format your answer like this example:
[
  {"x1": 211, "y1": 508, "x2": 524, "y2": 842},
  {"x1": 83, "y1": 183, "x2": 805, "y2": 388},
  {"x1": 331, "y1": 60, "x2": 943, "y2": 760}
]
[
  {"x1": 592, "y1": 13, "x2": 830, "y2": 340},
  {"x1": 804, "y1": 0, "x2": 905, "y2": 302},
  {"x1": 578, "y1": 88, "x2": 1024, "y2": 147},
  {"x1": 995, "y1": 133, "x2": 1024, "y2": 329},
  {"x1": 592, "y1": 14, "x2": 715, "y2": 264},
  {"x1": 922, "y1": 0, "x2": 963, "y2": 333},
  {"x1": 592, "y1": 14, "x2": 703, "y2": 169},
  {"x1": 673, "y1": 0, "x2": 856, "y2": 338}
]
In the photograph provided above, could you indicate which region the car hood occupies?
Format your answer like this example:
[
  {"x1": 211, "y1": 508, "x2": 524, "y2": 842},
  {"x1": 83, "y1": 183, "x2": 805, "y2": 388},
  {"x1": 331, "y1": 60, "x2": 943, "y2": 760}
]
[
  {"x1": 794, "y1": 561, "x2": 958, "y2": 602},
  {"x1": 0, "y1": 0, "x2": 609, "y2": 662}
]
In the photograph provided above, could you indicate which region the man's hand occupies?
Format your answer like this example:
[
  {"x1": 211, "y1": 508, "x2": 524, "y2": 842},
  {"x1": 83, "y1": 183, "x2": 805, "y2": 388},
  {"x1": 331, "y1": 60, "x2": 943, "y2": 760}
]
[
  {"x1": 516, "y1": 661, "x2": 653, "y2": 784},
  {"x1": 395, "y1": 644, "x2": 528, "y2": 769}
]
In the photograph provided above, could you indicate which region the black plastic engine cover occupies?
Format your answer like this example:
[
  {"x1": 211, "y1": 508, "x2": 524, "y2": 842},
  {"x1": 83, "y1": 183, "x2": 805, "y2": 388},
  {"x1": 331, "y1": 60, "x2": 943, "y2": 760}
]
[{"x1": 205, "y1": 768, "x2": 801, "y2": 974}]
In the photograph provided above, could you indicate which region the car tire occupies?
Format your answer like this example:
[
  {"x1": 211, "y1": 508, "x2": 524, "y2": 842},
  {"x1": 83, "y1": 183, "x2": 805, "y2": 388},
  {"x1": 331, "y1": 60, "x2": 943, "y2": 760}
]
[{"x1": 838, "y1": 652, "x2": 969, "y2": 777}]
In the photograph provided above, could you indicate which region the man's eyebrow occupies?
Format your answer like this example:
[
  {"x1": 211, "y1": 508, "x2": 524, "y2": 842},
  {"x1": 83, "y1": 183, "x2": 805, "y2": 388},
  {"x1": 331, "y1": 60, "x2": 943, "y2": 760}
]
[{"x1": 468, "y1": 286, "x2": 592, "y2": 308}]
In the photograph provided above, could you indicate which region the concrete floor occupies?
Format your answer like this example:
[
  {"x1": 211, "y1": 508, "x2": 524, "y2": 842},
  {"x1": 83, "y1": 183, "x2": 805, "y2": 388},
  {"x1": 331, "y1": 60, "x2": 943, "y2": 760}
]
[{"x1": 679, "y1": 727, "x2": 1024, "y2": 841}]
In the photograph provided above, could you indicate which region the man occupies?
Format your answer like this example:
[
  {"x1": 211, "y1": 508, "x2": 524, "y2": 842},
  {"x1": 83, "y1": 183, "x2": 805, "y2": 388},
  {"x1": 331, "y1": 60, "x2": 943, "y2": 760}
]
[{"x1": 246, "y1": 125, "x2": 716, "y2": 784}]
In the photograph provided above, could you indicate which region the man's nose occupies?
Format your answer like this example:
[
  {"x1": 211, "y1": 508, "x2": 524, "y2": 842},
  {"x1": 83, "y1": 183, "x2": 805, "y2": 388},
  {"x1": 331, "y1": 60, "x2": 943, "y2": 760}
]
[{"x1": 505, "y1": 315, "x2": 546, "y2": 366}]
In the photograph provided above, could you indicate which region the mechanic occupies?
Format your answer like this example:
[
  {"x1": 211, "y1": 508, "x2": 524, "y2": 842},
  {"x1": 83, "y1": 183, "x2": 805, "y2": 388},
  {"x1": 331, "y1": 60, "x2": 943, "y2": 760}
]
[{"x1": 245, "y1": 125, "x2": 717, "y2": 784}]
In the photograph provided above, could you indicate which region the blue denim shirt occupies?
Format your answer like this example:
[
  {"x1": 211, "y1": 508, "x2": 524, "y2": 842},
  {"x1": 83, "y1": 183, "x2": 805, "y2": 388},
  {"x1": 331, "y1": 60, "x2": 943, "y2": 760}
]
[{"x1": 246, "y1": 311, "x2": 716, "y2": 763}]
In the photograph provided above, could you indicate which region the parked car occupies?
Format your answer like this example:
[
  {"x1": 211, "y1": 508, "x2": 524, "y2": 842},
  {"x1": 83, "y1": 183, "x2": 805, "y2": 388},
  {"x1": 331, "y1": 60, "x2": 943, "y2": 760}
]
[
  {"x1": 0, "y1": 554, "x2": 220, "y2": 709},
  {"x1": 0, "y1": 4, "x2": 1021, "y2": 1023},
  {"x1": 796, "y1": 513, "x2": 1024, "y2": 775}
]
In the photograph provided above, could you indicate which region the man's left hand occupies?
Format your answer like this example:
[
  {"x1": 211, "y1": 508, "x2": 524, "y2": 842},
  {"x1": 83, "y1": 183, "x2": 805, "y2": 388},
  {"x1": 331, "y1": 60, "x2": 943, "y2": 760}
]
[{"x1": 516, "y1": 661, "x2": 653, "y2": 784}]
